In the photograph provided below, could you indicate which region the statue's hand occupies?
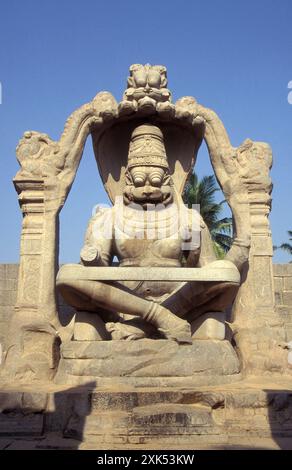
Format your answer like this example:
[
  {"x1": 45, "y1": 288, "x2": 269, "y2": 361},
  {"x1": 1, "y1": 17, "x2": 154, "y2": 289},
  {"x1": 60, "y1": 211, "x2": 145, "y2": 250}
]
[{"x1": 80, "y1": 245, "x2": 100, "y2": 265}]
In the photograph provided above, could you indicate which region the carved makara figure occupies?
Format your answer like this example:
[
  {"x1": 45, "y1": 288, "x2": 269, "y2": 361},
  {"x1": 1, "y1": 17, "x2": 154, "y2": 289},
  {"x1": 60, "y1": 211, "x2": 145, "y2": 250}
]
[{"x1": 57, "y1": 123, "x2": 239, "y2": 344}]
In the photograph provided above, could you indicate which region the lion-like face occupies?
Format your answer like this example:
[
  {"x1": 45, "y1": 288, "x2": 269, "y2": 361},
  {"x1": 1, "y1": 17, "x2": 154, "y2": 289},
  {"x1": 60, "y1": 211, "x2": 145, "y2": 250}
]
[{"x1": 123, "y1": 166, "x2": 173, "y2": 208}]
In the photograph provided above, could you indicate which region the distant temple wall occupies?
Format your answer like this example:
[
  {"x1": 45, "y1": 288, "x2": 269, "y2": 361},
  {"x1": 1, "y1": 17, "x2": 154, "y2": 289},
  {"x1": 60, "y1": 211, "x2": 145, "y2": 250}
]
[
  {"x1": 274, "y1": 264, "x2": 292, "y2": 343},
  {"x1": 0, "y1": 263, "x2": 292, "y2": 353}
]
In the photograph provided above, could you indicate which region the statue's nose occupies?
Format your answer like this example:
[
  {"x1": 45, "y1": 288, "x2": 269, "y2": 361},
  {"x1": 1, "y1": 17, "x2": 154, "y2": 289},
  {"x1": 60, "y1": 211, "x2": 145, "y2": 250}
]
[
  {"x1": 142, "y1": 188, "x2": 153, "y2": 196},
  {"x1": 144, "y1": 83, "x2": 152, "y2": 93},
  {"x1": 142, "y1": 185, "x2": 153, "y2": 196}
]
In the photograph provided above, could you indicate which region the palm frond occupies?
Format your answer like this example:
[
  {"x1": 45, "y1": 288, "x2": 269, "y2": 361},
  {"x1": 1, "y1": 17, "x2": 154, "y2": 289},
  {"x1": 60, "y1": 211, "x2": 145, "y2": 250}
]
[
  {"x1": 279, "y1": 243, "x2": 292, "y2": 255},
  {"x1": 184, "y1": 171, "x2": 233, "y2": 257}
]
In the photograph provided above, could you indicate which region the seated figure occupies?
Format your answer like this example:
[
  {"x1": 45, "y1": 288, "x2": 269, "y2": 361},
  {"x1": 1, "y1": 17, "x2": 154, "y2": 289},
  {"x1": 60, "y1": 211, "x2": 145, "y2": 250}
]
[{"x1": 57, "y1": 124, "x2": 239, "y2": 344}]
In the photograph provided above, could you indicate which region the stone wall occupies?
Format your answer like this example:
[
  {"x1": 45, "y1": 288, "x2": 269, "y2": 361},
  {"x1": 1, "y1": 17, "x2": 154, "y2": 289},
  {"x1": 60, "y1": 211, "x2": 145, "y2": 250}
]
[
  {"x1": 274, "y1": 264, "x2": 292, "y2": 342},
  {"x1": 0, "y1": 263, "x2": 292, "y2": 352}
]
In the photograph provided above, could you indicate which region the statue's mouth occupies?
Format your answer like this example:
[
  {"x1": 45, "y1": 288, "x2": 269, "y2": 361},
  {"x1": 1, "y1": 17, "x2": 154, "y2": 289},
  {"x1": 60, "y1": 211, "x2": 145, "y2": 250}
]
[
  {"x1": 133, "y1": 196, "x2": 163, "y2": 204},
  {"x1": 131, "y1": 194, "x2": 173, "y2": 209}
]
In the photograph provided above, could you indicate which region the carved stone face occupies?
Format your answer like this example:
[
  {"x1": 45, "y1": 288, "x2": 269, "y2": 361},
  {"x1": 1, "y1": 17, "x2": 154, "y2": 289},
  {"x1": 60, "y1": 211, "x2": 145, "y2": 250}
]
[
  {"x1": 125, "y1": 64, "x2": 170, "y2": 103},
  {"x1": 123, "y1": 165, "x2": 173, "y2": 208}
]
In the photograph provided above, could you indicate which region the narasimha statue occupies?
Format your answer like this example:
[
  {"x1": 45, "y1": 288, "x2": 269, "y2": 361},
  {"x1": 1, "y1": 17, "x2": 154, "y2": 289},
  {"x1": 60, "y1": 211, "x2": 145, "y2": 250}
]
[{"x1": 57, "y1": 123, "x2": 239, "y2": 344}]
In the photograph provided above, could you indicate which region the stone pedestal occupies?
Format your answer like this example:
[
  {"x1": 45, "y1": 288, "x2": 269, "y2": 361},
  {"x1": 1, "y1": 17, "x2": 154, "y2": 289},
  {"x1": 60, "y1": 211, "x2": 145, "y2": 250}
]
[{"x1": 54, "y1": 339, "x2": 240, "y2": 386}]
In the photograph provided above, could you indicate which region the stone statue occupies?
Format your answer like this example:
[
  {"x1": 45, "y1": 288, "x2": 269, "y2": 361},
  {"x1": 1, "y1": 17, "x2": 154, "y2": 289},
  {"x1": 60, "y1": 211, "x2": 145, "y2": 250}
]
[
  {"x1": 57, "y1": 123, "x2": 239, "y2": 344},
  {"x1": 6, "y1": 63, "x2": 281, "y2": 385}
]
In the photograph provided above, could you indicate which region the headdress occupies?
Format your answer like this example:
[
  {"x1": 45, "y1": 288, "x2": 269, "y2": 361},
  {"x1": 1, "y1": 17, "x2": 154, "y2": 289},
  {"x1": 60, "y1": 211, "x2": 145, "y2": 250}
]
[{"x1": 127, "y1": 124, "x2": 169, "y2": 169}]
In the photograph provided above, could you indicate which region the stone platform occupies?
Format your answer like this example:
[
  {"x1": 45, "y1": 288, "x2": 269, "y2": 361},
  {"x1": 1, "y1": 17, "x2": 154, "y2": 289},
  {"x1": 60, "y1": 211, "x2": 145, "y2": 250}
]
[
  {"x1": 54, "y1": 339, "x2": 241, "y2": 386},
  {"x1": 0, "y1": 377, "x2": 292, "y2": 449}
]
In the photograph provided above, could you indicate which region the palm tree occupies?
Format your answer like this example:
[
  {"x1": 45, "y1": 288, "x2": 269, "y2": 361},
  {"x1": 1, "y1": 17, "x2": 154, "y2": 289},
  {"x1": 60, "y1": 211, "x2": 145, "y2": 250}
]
[
  {"x1": 276, "y1": 230, "x2": 292, "y2": 262},
  {"x1": 183, "y1": 172, "x2": 233, "y2": 259}
]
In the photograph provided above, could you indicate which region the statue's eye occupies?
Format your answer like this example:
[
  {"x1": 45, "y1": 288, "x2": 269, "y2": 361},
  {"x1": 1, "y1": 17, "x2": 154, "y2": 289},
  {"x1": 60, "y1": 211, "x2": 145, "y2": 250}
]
[
  {"x1": 150, "y1": 172, "x2": 163, "y2": 186},
  {"x1": 133, "y1": 172, "x2": 146, "y2": 186}
]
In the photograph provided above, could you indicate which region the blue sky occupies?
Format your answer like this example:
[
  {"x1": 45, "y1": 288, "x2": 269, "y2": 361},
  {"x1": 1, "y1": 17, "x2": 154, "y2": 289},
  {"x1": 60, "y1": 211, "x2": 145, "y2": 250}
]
[{"x1": 0, "y1": 0, "x2": 291, "y2": 263}]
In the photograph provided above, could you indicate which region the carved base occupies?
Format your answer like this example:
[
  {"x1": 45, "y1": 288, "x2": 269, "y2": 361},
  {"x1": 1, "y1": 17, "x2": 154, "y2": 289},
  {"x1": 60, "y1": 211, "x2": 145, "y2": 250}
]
[{"x1": 54, "y1": 339, "x2": 240, "y2": 386}]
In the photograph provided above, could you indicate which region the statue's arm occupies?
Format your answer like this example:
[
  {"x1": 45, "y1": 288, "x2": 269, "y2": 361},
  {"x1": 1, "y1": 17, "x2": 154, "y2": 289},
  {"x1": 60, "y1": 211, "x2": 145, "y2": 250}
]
[
  {"x1": 80, "y1": 207, "x2": 113, "y2": 266},
  {"x1": 187, "y1": 209, "x2": 216, "y2": 267},
  {"x1": 185, "y1": 209, "x2": 216, "y2": 267}
]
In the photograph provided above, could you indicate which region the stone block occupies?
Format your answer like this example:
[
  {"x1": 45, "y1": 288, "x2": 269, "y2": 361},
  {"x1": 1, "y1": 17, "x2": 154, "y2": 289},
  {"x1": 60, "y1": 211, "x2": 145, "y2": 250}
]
[
  {"x1": 0, "y1": 439, "x2": 13, "y2": 450},
  {"x1": 90, "y1": 390, "x2": 191, "y2": 412},
  {"x1": 0, "y1": 413, "x2": 43, "y2": 436},
  {"x1": 57, "y1": 339, "x2": 240, "y2": 380},
  {"x1": 5, "y1": 264, "x2": 19, "y2": 280},
  {"x1": 274, "y1": 276, "x2": 283, "y2": 292},
  {"x1": 276, "y1": 306, "x2": 292, "y2": 317},
  {"x1": 0, "y1": 266, "x2": 6, "y2": 281},
  {"x1": 283, "y1": 291, "x2": 292, "y2": 305},
  {"x1": 0, "y1": 279, "x2": 17, "y2": 291},
  {"x1": 273, "y1": 264, "x2": 292, "y2": 277},
  {"x1": 131, "y1": 403, "x2": 213, "y2": 429},
  {"x1": 22, "y1": 392, "x2": 48, "y2": 412},
  {"x1": 285, "y1": 324, "x2": 292, "y2": 342},
  {"x1": 0, "y1": 393, "x2": 22, "y2": 412},
  {"x1": 0, "y1": 321, "x2": 9, "y2": 348},
  {"x1": 284, "y1": 277, "x2": 292, "y2": 291},
  {"x1": 0, "y1": 291, "x2": 16, "y2": 307},
  {"x1": 64, "y1": 411, "x2": 130, "y2": 439},
  {"x1": 225, "y1": 390, "x2": 270, "y2": 409},
  {"x1": 0, "y1": 306, "x2": 14, "y2": 322},
  {"x1": 275, "y1": 291, "x2": 283, "y2": 306}
]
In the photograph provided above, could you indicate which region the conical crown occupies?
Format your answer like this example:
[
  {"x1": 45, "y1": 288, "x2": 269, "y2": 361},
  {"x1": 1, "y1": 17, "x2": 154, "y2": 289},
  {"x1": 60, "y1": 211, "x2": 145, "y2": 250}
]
[{"x1": 127, "y1": 124, "x2": 169, "y2": 169}]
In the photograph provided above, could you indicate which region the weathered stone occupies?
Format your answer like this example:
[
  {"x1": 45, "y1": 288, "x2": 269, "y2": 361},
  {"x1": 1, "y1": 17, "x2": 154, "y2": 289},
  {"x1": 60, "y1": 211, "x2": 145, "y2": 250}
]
[
  {"x1": 285, "y1": 324, "x2": 292, "y2": 342},
  {"x1": 276, "y1": 306, "x2": 292, "y2": 317},
  {"x1": 58, "y1": 264, "x2": 240, "y2": 283},
  {"x1": 274, "y1": 264, "x2": 292, "y2": 277},
  {"x1": 275, "y1": 291, "x2": 283, "y2": 305},
  {"x1": 56, "y1": 339, "x2": 240, "y2": 380},
  {"x1": 0, "y1": 279, "x2": 17, "y2": 291},
  {"x1": 22, "y1": 392, "x2": 48, "y2": 412},
  {"x1": 74, "y1": 312, "x2": 110, "y2": 341},
  {"x1": 0, "y1": 393, "x2": 23, "y2": 412},
  {"x1": 284, "y1": 277, "x2": 292, "y2": 291},
  {"x1": 131, "y1": 403, "x2": 214, "y2": 429},
  {"x1": 0, "y1": 290, "x2": 16, "y2": 307},
  {"x1": 283, "y1": 291, "x2": 292, "y2": 305},
  {"x1": 274, "y1": 276, "x2": 283, "y2": 292},
  {"x1": 5, "y1": 264, "x2": 19, "y2": 279},
  {"x1": 191, "y1": 312, "x2": 226, "y2": 340},
  {"x1": 0, "y1": 306, "x2": 14, "y2": 321},
  {"x1": 0, "y1": 413, "x2": 44, "y2": 436},
  {"x1": 0, "y1": 381, "x2": 291, "y2": 447}
]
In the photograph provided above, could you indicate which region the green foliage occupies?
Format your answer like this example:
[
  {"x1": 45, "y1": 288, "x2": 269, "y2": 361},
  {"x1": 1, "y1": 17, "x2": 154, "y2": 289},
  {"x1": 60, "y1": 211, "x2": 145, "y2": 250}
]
[
  {"x1": 183, "y1": 172, "x2": 233, "y2": 259},
  {"x1": 275, "y1": 230, "x2": 292, "y2": 262}
]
